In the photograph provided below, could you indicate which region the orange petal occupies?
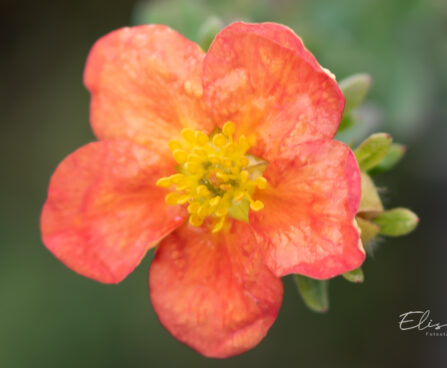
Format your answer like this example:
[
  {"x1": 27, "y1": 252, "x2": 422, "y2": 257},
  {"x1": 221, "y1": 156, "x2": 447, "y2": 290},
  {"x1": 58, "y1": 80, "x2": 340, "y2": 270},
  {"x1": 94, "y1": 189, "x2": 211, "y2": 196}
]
[
  {"x1": 41, "y1": 140, "x2": 187, "y2": 284},
  {"x1": 84, "y1": 25, "x2": 213, "y2": 150},
  {"x1": 149, "y1": 221, "x2": 283, "y2": 358},
  {"x1": 203, "y1": 22, "x2": 344, "y2": 161},
  {"x1": 251, "y1": 139, "x2": 364, "y2": 279}
]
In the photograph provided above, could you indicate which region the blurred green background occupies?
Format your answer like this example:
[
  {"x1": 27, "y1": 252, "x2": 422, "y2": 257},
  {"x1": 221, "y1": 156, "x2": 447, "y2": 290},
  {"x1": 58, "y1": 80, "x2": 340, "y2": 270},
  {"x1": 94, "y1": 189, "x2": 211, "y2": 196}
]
[{"x1": 1, "y1": 0, "x2": 447, "y2": 367}]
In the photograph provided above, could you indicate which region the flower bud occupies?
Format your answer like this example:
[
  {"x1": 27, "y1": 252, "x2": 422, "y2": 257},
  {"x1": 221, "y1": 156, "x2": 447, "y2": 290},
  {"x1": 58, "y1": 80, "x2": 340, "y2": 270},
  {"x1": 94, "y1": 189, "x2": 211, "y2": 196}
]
[
  {"x1": 294, "y1": 275, "x2": 329, "y2": 313},
  {"x1": 374, "y1": 208, "x2": 419, "y2": 236},
  {"x1": 339, "y1": 73, "x2": 372, "y2": 114},
  {"x1": 355, "y1": 132, "x2": 392, "y2": 172},
  {"x1": 342, "y1": 268, "x2": 364, "y2": 283}
]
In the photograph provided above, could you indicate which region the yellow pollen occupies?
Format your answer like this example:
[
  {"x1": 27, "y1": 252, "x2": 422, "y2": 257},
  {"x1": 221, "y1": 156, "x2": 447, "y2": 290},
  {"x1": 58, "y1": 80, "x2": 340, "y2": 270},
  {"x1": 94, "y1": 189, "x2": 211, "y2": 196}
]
[{"x1": 157, "y1": 121, "x2": 268, "y2": 232}]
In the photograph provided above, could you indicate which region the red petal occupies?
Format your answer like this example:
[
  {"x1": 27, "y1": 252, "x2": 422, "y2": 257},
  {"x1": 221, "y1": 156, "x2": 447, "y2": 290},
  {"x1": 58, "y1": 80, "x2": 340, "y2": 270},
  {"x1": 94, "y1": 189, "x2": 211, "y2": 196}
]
[
  {"x1": 84, "y1": 25, "x2": 213, "y2": 150},
  {"x1": 149, "y1": 221, "x2": 283, "y2": 358},
  {"x1": 251, "y1": 140, "x2": 364, "y2": 279},
  {"x1": 41, "y1": 140, "x2": 186, "y2": 283},
  {"x1": 203, "y1": 22, "x2": 344, "y2": 161}
]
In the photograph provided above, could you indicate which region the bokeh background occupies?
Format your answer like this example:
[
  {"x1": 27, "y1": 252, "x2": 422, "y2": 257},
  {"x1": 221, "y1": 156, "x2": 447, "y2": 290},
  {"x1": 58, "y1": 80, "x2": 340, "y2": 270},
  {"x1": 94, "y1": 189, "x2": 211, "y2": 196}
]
[{"x1": 2, "y1": 0, "x2": 447, "y2": 367}]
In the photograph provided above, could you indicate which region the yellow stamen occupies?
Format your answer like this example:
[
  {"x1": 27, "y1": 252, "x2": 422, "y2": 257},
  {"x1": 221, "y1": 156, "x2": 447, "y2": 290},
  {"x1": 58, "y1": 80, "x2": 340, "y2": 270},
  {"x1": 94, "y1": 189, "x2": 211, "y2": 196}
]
[
  {"x1": 168, "y1": 140, "x2": 182, "y2": 151},
  {"x1": 212, "y1": 133, "x2": 226, "y2": 147},
  {"x1": 255, "y1": 177, "x2": 268, "y2": 189},
  {"x1": 189, "y1": 214, "x2": 204, "y2": 227},
  {"x1": 196, "y1": 185, "x2": 210, "y2": 196},
  {"x1": 165, "y1": 192, "x2": 181, "y2": 205},
  {"x1": 156, "y1": 121, "x2": 268, "y2": 232},
  {"x1": 222, "y1": 121, "x2": 235, "y2": 137},
  {"x1": 173, "y1": 149, "x2": 188, "y2": 164},
  {"x1": 212, "y1": 216, "x2": 226, "y2": 233},
  {"x1": 181, "y1": 128, "x2": 196, "y2": 143},
  {"x1": 188, "y1": 202, "x2": 201, "y2": 214},
  {"x1": 155, "y1": 177, "x2": 171, "y2": 188},
  {"x1": 250, "y1": 200, "x2": 264, "y2": 211}
]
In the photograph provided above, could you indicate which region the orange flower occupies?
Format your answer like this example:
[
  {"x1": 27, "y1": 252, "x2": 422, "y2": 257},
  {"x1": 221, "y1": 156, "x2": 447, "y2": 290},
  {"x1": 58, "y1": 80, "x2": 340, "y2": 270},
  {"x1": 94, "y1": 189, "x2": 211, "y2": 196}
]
[{"x1": 41, "y1": 22, "x2": 365, "y2": 357}]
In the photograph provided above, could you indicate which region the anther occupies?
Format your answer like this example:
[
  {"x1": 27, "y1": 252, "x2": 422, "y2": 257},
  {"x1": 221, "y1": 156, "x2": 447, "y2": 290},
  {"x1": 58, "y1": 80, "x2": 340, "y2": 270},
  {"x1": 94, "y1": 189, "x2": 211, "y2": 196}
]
[
  {"x1": 173, "y1": 149, "x2": 188, "y2": 164},
  {"x1": 176, "y1": 194, "x2": 191, "y2": 204},
  {"x1": 209, "y1": 196, "x2": 221, "y2": 207},
  {"x1": 256, "y1": 177, "x2": 268, "y2": 189},
  {"x1": 187, "y1": 201, "x2": 201, "y2": 214},
  {"x1": 239, "y1": 157, "x2": 249, "y2": 167},
  {"x1": 212, "y1": 216, "x2": 226, "y2": 233},
  {"x1": 222, "y1": 121, "x2": 235, "y2": 137},
  {"x1": 155, "y1": 177, "x2": 171, "y2": 188},
  {"x1": 165, "y1": 192, "x2": 181, "y2": 205},
  {"x1": 168, "y1": 140, "x2": 182, "y2": 151},
  {"x1": 250, "y1": 200, "x2": 264, "y2": 211},
  {"x1": 195, "y1": 131, "x2": 209, "y2": 145},
  {"x1": 212, "y1": 133, "x2": 226, "y2": 147},
  {"x1": 184, "y1": 161, "x2": 201, "y2": 174},
  {"x1": 233, "y1": 190, "x2": 245, "y2": 201},
  {"x1": 196, "y1": 185, "x2": 210, "y2": 196},
  {"x1": 197, "y1": 204, "x2": 209, "y2": 218},
  {"x1": 181, "y1": 128, "x2": 196, "y2": 143},
  {"x1": 215, "y1": 204, "x2": 229, "y2": 217},
  {"x1": 240, "y1": 170, "x2": 249, "y2": 183},
  {"x1": 189, "y1": 214, "x2": 204, "y2": 227}
]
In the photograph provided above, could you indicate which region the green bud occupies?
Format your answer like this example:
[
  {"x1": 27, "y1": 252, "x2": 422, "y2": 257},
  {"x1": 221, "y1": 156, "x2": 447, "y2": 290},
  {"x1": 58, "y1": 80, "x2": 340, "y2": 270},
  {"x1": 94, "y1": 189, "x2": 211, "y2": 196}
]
[
  {"x1": 197, "y1": 16, "x2": 224, "y2": 51},
  {"x1": 342, "y1": 268, "x2": 364, "y2": 283},
  {"x1": 356, "y1": 216, "x2": 380, "y2": 244},
  {"x1": 369, "y1": 143, "x2": 407, "y2": 175},
  {"x1": 355, "y1": 133, "x2": 392, "y2": 172},
  {"x1": 374, "y1": 208, "x2": 419, "y2": 237},
  {"x1": 358, "y1": 172, "x2": 383, "y2": 215},
  {"x1": 339, "y1": 73, "x2": 372, "y2": 114},
  {"x1": 294, "y1": 275, "x2": 329, "y2": 313}
]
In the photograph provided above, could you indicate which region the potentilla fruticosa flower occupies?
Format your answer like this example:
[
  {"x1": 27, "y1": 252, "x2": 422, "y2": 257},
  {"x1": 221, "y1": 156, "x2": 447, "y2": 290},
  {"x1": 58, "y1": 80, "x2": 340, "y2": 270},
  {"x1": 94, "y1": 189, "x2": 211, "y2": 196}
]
[{"x1": 41, "y1": 22, "x2": 365, "y2": 358}]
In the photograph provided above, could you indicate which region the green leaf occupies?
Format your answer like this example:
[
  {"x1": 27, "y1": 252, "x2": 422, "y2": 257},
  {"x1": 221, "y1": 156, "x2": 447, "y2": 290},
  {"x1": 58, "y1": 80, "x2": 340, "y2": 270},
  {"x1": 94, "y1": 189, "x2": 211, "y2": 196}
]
[
  {"x1": 342, "y1": 268, "x2": 364, "y2": 283},
  {"x1": 337, "y1": 114, "x2": 356, "y2": 132},
  {"x1": 228, "y1": 198, "x2": 249, "y2": 223},
  {"x1": 355, "y1": 133, "x2": 392, "y2": 172},
  {"x1": 356, "y1": 216, "x2": 380, "y2": 244},
  {"x1": 339, "y1": 73, "x2": 372, "y2": 114},
  {"x1": 374, "y1": 208, "x2": 419, "y2": 237},
  {"x1": 369, "y1": 143, "x2": 407, "y2": 175},
  {"x1": 294, "y1": 275, "x2": 329, "y2": 313},
  {"x1": 358, "y1": 172, "x2": 383, "y2": 215},
  {"x1": 197, "y1": 16, "x2": 224, "y2": 51}
]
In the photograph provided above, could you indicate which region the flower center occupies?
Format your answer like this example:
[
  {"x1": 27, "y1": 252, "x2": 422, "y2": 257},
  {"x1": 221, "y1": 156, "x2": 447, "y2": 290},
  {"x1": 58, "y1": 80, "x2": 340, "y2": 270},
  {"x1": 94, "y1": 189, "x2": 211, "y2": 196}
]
[{"x1": 156, "y1": 122, "x2": 267, "y2": 233}]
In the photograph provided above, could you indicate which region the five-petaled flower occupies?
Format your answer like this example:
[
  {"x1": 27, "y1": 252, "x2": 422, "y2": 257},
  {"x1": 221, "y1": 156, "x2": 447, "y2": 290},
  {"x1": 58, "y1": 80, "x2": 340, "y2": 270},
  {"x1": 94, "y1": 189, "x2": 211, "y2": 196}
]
[{"x1": 41, "y1": 22, "x2": 365, "y2": 358}]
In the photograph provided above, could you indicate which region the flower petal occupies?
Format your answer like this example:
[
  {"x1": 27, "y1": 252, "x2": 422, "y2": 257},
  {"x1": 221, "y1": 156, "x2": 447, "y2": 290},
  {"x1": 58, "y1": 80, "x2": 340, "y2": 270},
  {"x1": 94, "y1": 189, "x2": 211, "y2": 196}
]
[
  {"x1": 251, "y1": 139, "x2": 364, "y2": 279},
  {"x1": 149, "y1": 221, "x2": 283, "y2": 358},
  {"x1": 84, "y1": 25, "x2": 213, "y2": 150},
  {"x1": 41, "y1": 140, "x2": 187, "y2": 284},
  {"x1": 203, "y1": 22, "x2": 344, "y2": 161}
]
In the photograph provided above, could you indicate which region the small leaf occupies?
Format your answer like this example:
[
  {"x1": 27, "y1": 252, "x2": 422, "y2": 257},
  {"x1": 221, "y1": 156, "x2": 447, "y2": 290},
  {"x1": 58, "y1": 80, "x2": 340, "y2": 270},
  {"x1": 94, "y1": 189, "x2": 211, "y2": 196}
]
[
  {"x1": 337, "y1": 114, "x2": 356, "y2": 132},
  {"x1": 374, "y1": 208, "x2": 419, "y2": 237},
  {"x1": 197, "y1": 16, "x2": 223, "y2": 51},
  {"x1": 358, "y1": 172, "x2": 384, "y2": 215},
  {"x1": 339, "y1": 73, "x2": 372, "y2": 114},
  {"x1": 356, "y1": 216, "x2": 380, "y2": 244},
  {"x1": 294, "y1": 275, "x2": 329, "y2": 313},
  {"x1": 342, "y1": 268, "x2": 364, "y2": 283},
  {"x1": 369, "y1": 143, "x2": 407, "y2": 175},
  {"x1": 355, "y1": 133, "x2": 392, "y2": 172},
  {"x1": 228, "y1": 198, "x2": 249, "y2": 223}
]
